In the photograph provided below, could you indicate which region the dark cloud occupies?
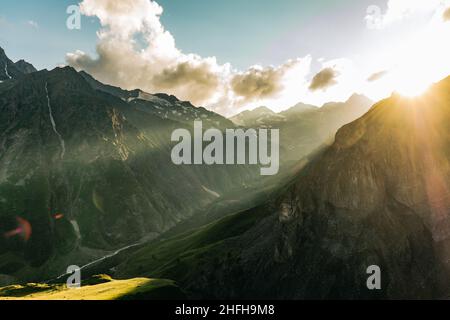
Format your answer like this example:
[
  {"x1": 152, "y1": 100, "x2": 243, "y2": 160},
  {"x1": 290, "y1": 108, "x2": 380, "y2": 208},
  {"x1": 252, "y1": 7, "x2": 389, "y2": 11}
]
[
  {"x1": 367, "y1": 70, "x2": 388, "y2": 82},
  {"x1": 309, "y1": 68, "x2": 339, "y2": 91}
]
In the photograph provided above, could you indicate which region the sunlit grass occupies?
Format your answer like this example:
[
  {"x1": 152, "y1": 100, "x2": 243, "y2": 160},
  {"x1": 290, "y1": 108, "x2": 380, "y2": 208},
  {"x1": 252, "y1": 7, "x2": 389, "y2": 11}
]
[{"x1": 0, "y1": 277, "x2": 181, "y2": 300}]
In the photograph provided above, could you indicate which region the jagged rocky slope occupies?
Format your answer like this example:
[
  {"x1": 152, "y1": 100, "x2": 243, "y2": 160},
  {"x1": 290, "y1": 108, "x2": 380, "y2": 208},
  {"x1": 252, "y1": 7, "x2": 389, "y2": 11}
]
[
  {"x1": 118, "y1": 76, "x2": 450, "y2": 299},
  {"x1": 0, "y1": 50, "x2": 261, "y2": 283},
  {"x1": 0, "y1": 48, "x2": 32, "y2": 81}
]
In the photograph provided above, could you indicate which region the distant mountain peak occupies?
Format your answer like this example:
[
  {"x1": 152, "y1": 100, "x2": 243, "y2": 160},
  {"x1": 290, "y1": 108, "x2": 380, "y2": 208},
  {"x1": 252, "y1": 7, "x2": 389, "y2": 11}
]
[
  {"x1": 320, "y1": 93, "x2": 373, "y2": 111},
  {"x1": 54, "y1": 65, "x2": 78, "y2": 73},
  {"x1": 346, "y1": 93, "x2": 372, "y2": 104},
  {"x1": 0, "y1": 47, "x2": 35, "y2": 80},
  {"x1": 230, "y1": 106, "x2": 283, "y2": 127},
  {"x1": 252, "y1": 106, "x2": 274, "y2": 113},
  {"x1": 14, "y1": 59, "x2": 37, "y2": 74},
  {"x1": 282, "y1": 102, "x2": 317, "y2": 116}
]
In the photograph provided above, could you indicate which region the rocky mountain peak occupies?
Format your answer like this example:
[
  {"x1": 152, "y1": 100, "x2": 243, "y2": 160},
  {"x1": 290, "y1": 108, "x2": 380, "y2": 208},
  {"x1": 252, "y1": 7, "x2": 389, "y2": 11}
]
[
  {"x1": 14, "y1": 59, "x2": 38, "y2": 74},
  {"x1": 0, "y1": 47, "x2": 35, "y2": 81}
]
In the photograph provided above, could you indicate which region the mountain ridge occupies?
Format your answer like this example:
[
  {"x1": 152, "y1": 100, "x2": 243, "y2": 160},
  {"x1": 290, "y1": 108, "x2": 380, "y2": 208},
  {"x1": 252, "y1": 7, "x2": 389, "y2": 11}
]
[
  {"x1": 115, "y1": 75, "x2": 450, "y2": 299},
  {"x1": 0, "y1": 51, "x2": 263, "y2": 284},
  {"x1": 230, "y1": 93, "x2": 374, "y2": 168},
  {"x1": 0, "y1": 47, "x2": 37, "y2": 81}
]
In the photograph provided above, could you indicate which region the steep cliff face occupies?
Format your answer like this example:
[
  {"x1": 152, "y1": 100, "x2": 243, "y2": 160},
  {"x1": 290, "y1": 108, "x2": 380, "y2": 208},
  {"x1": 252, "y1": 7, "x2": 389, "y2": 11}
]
[
  {"x1": 250, "y1": 77, "x2": 450, "y2": 299},
  {"x1": 125, "y1": 77, "x2": 450, "y2": 299}
]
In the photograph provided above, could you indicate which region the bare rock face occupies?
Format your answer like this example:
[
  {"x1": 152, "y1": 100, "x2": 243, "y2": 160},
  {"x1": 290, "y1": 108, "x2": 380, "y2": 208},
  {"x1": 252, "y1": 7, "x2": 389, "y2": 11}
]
[
  {"x1": 174, "y1": 77, "x2": 450, "y2": 299},
  {"x1": 268, "y1": 77, "x2": 450, "y2": 299}
]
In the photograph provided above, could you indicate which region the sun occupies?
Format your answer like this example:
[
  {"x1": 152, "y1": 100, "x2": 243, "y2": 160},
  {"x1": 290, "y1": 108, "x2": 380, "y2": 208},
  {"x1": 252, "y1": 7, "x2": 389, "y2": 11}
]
[
  {"x1": 388, "y1": 40, "x2": 436, "y2": 98},
  {"x1": 394, "y1": 78, "x2": 431, "y2": 97},
  {"x1": 375, "y1": 16, "x2": 450, "y2": 98}
]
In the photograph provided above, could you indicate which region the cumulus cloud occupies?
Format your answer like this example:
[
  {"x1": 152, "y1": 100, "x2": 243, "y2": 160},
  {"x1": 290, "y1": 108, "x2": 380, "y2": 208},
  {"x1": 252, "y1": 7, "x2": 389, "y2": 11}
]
[
  {"x1": 366, "y1": 0, "x2": 449, "y2": 29},
  {"x1": 231, "y1": 60, "x2": 302, "y2": 102},
  {"x1": 309, "y1": 68, "x2": 339, "y2": 91},
  {"x1": 67, "y1": 0, "x2": 227, "y2": 108},
  {"x1": 66, "y1": 0, "x2": 309, "y2": 115},
  {"x1": 153, "y1": 60, "x2": 222, "y2": 104},
  {"x1": 444, "y1": 7, "x2": 450, "y2": 20},
  {"x1": 367, "y1": 70, "x2": 388, "y2": 82},
  {"x1": 69, "y1": 0, "x2": 450, "y2": 115}
]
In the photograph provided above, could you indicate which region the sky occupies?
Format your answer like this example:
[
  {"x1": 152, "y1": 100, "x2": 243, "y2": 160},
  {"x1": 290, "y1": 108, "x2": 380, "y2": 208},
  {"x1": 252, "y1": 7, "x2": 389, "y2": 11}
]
[{"x1": 1, "y1": 0, "x2": 450, "y2": 116}]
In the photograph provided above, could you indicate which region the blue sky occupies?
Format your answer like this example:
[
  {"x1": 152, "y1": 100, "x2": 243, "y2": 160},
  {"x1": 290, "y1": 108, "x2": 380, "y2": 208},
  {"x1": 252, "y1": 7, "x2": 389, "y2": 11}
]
[
  {"x1": 1, "y1": 0, "x2": 385, "y2": 70},
  {"x1": 0, "y1": 0, "x2": 449, "y2": 115},
  {"x1": 156, "y1": 0, "x2": 384, "y2": 69},
  {"x1": 0, "y1": 0, "x2": 98, "y2": 68}
]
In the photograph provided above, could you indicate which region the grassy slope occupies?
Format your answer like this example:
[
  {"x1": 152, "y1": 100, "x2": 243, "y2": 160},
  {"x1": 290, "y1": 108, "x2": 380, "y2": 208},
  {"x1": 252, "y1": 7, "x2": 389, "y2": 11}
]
[
  {"x1": 0, "y1": 277, "x2": 185, "y2": 300},
  {"x1": 0, "y1": 207, "x2": 272, "y2": 300},
  {"x1": 114, "y1": 205, "x2": 274, "y2": 283}
]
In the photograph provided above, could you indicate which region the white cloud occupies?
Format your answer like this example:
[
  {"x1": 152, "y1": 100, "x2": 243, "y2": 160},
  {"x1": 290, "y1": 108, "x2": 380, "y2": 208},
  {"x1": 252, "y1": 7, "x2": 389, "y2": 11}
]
[
  {"x1": 66, "y1": 0, "x2": 312, "y2": 115},
  {"x1": 66, "y1": 0, "x2": 450, "y2": 115},
  {"x1": 27, "y1": 20, "x2": 39, "y2": 29},
  {"x1": 444, "y1": 7, "x2": 450, "y2": 20},
  {"x1": 362, "y1": 2, "x2": 450, "y2": 99},
  {"x1": 309, "y1": 68, "x2": 339, "y2": 91},
  {"x1": 231, "y1": 59, "x2": 304, "y2": 102},
  {"x1": 366, "y1": 0, "x2": 449, "y2": 29},
  {"x1": 66, "y1": 0, "x2": 310, "y2": 114}
]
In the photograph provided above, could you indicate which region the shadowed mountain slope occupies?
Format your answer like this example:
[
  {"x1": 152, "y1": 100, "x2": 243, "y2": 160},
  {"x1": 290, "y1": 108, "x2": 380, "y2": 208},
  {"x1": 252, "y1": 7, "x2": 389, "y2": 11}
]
[
  {"x1": 118, "y1": 76, "x2": 450, "y2": 299},
  {"x1": 0, "y1": 61, "x2": 262, "y2": 283}
]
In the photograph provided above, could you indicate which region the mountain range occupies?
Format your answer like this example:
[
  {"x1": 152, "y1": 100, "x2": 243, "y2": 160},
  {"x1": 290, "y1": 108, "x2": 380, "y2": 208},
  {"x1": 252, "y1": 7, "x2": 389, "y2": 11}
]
[
  {"x1": 0, "y1": 48, "x2": 36, "y2": 82},
  {"x1": 113, "y1": 75, "x2": 450, "y2": 299},
  {"x1": 0, "y1": 47, "x2": 267, "y2": 284},
  {"x1": 231, "y1": 95, "x2": 373, "y2": 166},
  {"x1": 1, "y1": 46, "x2": 449, "y2": 300}
]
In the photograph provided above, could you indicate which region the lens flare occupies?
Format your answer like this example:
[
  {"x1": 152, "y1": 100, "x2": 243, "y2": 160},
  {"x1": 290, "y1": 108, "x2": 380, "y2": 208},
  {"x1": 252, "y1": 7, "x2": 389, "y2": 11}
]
[
  {"x1": 54, "y1": 213, "x2": 64, "y2": 220},
  {"x1": 3, "y1": 217, "x2": 32, "y2": 242}
]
